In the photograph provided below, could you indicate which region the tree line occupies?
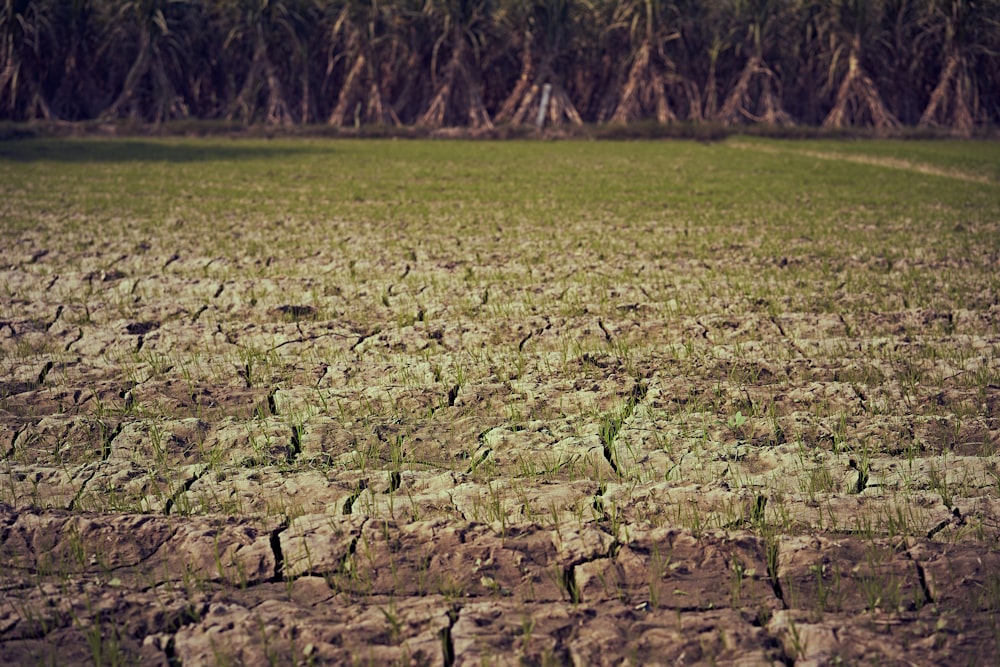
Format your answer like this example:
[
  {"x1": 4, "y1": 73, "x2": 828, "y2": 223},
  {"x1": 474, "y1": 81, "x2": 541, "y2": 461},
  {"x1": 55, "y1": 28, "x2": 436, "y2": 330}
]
[{"x1": 2, "y1": 0, "x2": 998, "y2": 134}]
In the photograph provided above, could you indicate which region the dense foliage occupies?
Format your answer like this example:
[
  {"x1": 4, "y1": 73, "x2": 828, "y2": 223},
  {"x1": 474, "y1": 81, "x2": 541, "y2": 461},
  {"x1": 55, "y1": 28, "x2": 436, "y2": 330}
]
[{"x1": 2, "y1": 0, "x2": 998, "y2": 132}]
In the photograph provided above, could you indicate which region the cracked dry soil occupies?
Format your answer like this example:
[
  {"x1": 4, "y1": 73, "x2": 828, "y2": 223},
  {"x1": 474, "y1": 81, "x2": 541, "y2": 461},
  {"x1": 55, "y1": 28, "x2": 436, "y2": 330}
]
[{"x1": 2, "y1": 139, "x2": 1000, "y2": 665}]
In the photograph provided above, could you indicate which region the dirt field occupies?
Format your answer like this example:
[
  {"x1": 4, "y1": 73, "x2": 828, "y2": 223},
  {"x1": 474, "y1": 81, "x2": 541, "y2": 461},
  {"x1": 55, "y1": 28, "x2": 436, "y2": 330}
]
[{"x1": 1, "y1": 137, "x2": 999, "y2": 665}]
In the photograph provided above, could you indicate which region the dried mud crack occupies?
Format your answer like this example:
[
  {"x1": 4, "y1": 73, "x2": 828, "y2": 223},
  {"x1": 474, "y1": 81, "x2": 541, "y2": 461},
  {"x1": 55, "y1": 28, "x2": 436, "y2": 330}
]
[
  {"x1": 2, "y1": 138, "x2": 998, "y2": 665},
  {"x1": 269, "y1": 520, "x2": 289, "y2": 583},
  {"x1": 35, "y1": 360, "x2": 53, "y2": 386},
  {"x1": 342, "y1": 479, "x2": 369, "y2": 515},
  {"x1": 440, "y1": 605, "x2": 458, "y2": 667},
  {"x1": 163, "y1": 467, "x2": 208, "y2": 515}
]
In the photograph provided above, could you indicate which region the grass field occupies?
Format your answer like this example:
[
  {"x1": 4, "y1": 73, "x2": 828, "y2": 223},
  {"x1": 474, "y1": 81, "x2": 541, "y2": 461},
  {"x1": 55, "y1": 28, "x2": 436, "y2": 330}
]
[{"x1": 1, "y1": 136, "x2": 999, "y2": 665}]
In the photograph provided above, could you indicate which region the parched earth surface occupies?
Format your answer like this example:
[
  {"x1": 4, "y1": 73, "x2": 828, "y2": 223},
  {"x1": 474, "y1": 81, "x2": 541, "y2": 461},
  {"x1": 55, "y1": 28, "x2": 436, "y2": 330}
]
[{"x1": 1, "y1": 138, "x2": 999, "y2": 665}]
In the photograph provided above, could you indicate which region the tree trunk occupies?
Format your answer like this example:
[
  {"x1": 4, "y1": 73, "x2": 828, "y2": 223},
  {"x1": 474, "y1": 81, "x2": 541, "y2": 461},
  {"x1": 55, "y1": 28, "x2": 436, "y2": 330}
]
[
  {"x1": 823, "y1": 46, "x2": 898, "y2": 129},
  {"x1": 0, "y1": 43, "x2": 20, "y2": 113},
  {"x1": 919, "y1": 51, "x2": 974, "y2": 136},
  {"x1": 496, "y1": 51, "x2": 582, "y2": 127},
  {"x1": 0, "y1": 60, "x2": 52, "y2": 120},
  {"x1": 717, "y1": 55, "x2": 793, "y2": 125},
  {"x1": 702, "y1": 61, "x2": 719, "y2": 121},
  {"x1": 99, "y1": 27, "x2": 152, "y2": 121},
  {"x1": 417, "y1": 39, "x2": 492, "y2": 129},
  {"x1": 390, "y1": 50, "x2": 426, "y2": 124},
  {"x1": 495, "y1": 37, "x2": 535, "y2": 122},
  {"x1": 329, "y1": 50, "x2": 399, "y2": 126},
  {"x1": 606, "y1": 41, "x2": 676, "y2": 124},
  {"x1": 228, "y1": 34, "x2": 293, "y2": 126},
  {"x1": 150, "y1": 47, "x2": 188, "y2": 124},
  {"x1": 262, "y1": 53, "x2": 293, "y2": 125},
  {"x1": 301, "y1": 58, "x2": 310, "y2": 125}
]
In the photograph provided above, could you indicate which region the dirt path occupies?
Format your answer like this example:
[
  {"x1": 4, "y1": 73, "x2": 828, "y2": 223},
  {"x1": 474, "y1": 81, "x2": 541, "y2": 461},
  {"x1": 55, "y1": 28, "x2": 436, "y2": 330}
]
[{"x1": 728, "y1": 139, "x2": 995, "y2": 184}]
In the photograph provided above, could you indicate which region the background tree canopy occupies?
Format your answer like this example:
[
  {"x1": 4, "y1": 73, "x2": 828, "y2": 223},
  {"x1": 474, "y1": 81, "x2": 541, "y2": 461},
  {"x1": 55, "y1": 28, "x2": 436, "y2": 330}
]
[{"x1": 1, "y1": 0, "x2": 997, "y2": 133}]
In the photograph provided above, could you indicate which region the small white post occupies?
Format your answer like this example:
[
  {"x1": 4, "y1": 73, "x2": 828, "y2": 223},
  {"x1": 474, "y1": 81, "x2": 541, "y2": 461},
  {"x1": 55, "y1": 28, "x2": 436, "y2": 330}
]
[{"x1": 535, "y1": 83, "x2": 553, "y2": 130}]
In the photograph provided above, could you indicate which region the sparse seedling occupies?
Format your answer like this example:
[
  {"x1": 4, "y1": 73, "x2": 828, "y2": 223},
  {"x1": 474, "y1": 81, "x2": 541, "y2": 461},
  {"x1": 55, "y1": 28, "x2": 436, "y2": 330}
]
[{"x1": 1, "y1": 136, "x2": 997, "y2": 665}]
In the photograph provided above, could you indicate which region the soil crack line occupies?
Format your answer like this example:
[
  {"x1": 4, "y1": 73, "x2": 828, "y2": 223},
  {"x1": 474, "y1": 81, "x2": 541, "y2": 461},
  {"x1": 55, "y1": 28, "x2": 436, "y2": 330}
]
[
  {"x1": 598, "y1": 381, "x2": 648, "y2": 477},
  {"x1": 597, "y1": 319, "x2": 613, "y2": 343},
  {"x1": 562, "y1": 540, "x2": 620, "y2": 604},
  {"x1": 342, "y1": 479, "x2": 369, "y2": 515},
  {"x1": 765, "y1": 537, "x2": 787, "y2": 609},
  {"x1": 765, "y1": 622, "x2": 797, "y2": 667},
  {"x1": 849, "y1": 383, "x2": 868, "y2": 412},
  {"x1": 36, "y1": 360, "x2": 54, "y2": 386},
  {"x1": 466, "y1": 446, "x2": 492, "y2": 475},
  {"x1": 279, "y1": 519, "x2": 368, "y2": 584},
  {"x1": 351, "y1": 327, "x2": 382, "y2": 352},
  {"x1": 385, "y1": 470, "x2": 401, "y2": 494},
  {"x1": 45, "y1": 305, "x2": 63, "y2": 331},
  {"x1": 270, "y1": 330, "x2": 350, "y2": 350},
  {"x1": 328, "y1": 521, "x2": 367, "y2": 582},
  {"x1": 592, "y1": 481, "x2": 608, "y2": 519},
  {"x1": 270, "y1": 519, "x2": 289, "y2": 582},
  {"x1": 101, "y1": 421, "x2": 123, "y2": 461},
  {"x1": 288, "y1": 424, "x2": 302, "y2": 462},
  {"x1": 441, "y1": 604, "x2": 459, "y2": 667},
  {"x1": 848, "y1": 457, "x2": 869, "y2": 494},
  {"x1": 446, "y1": 383, "x2": 460, "y2": 407},
  {"x1": 67, "y1": 462, "x2": 101, "y2": 511},
  {"x1": 4, "y1": 425, "x2": 26, "y2": 459},
  {"x1": 216, "y1": 325, "x2": 237, "y2": 346},
  {"x1": 601, "y1": 438, "x2": 621, "y2": 477},
  {"x1": 837, "y1": 312, "x2": 855, "y2": 337},
  {"x1": 112, "y1": 530, "x2": 181, "y2": 580},
  {"x1": 769, "y1": 315, "x2": 807, "y2": 357},
  {"x1": 164, "y1": 466, "x2": 209, "y2": 515},
  {"x1": 163, "y1": 635, "x2": 182, "y2": 667},
  {"x1": 65, "y1": 327, "x2": 83, "y2": 351},
  {"x1": 695, "y1": 318, "x2": 711, "y2": 341},
  {"x1": 905, "y1": 547, "x2": 935, "y2": 606},
  {"x1": 161, "y1": 602, "x2": 208, "y2": 667},
  {"x1": 926, "y1": 506, "x2": 964, "y2": 539}
]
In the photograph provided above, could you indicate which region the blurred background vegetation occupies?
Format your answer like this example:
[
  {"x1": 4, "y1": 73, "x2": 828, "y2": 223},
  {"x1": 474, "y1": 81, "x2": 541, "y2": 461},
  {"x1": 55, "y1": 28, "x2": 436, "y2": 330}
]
[{"x1": 1, "y1": 0, "x2": 997, "y2": 134}]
